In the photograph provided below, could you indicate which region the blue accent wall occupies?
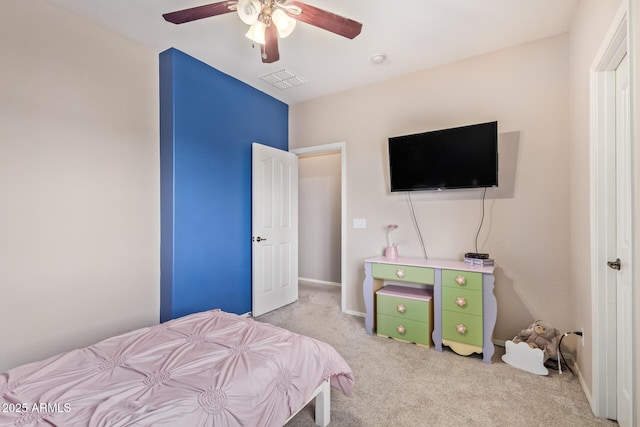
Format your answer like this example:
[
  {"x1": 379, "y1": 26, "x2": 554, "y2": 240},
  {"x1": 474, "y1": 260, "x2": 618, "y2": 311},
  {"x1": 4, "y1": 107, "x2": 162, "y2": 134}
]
[{"x1": 160, "y1": 48, "x2": 288, "y2": 322}]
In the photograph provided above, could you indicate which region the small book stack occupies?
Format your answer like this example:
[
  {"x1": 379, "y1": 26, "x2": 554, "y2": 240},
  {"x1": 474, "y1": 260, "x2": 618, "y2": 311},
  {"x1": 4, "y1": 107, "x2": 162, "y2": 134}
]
[{"x1": 464, "y1": 252, "x2": 495, "y2": 267}]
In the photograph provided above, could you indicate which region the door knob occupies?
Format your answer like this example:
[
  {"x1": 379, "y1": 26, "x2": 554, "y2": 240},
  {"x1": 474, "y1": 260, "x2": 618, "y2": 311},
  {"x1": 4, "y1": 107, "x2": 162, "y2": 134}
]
[
  {"x1": 607, "y1": 258, "x2": 621, "y2": 270},
  {"x1": 255, "y1": 236, "x2": 267, "y2": 242}
]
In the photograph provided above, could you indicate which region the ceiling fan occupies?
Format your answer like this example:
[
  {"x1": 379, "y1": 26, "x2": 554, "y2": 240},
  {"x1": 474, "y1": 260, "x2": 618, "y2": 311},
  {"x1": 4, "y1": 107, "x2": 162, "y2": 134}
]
[{"x1": 163, "y1": 0, "x2": 363, "y2": 63}]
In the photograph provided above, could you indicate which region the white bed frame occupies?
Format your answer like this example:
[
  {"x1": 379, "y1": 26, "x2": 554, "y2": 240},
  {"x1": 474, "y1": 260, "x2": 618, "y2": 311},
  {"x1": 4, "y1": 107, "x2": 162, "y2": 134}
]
[{"x1": 284, "y1": 379, "x2": 331, "y2": 426}]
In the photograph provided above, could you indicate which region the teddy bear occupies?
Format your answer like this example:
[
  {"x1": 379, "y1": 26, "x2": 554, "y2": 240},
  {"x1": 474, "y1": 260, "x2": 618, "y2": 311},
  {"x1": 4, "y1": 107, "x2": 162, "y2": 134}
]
[{"x1": 514, "y1": 320, "x2": 560, "y2": 358}]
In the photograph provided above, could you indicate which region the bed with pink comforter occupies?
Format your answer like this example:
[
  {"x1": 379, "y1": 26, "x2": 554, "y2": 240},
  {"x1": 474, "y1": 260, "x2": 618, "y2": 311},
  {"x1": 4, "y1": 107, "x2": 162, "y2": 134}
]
[{"x1": 0, "y1": 310, "x2": 354, "y2": 426}]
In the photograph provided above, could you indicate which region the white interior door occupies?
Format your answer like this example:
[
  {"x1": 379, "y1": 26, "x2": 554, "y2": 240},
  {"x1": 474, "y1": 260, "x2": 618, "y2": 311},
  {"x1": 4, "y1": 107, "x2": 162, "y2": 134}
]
[
  {"x1": 591, "y1": 8, "x2": 634, "y2": 422},
  {"x1": 613, "y1": 53, "x2": 633, "y2": 427},
  {"x1": 251, "y1": 143, "x2": 298, "y2": 317}
]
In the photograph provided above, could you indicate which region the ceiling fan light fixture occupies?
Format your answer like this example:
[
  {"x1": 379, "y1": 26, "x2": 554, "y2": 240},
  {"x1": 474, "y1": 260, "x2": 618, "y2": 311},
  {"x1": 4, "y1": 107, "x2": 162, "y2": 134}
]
[
  {"x1": 162, "y1": 0, "x2": 363, "y2": 63},
  {"x1": 246, "y1": 20, "x2": 266, "y2": 44},
  {"x1": 237, "y1": 0, "x2": 261, "y2": 25},
  {"x1": 278, "y1": 3, "x2": 302, "y2": 16},
  {"x1": 272, "y1": 9, "x2": 296, "y2": 38}
]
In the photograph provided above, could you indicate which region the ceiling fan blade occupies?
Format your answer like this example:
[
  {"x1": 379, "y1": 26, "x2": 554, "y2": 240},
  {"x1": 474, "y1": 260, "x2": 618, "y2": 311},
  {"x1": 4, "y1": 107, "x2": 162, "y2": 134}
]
[
  {"x1": 163, "y1": 1, "x2": 237, "y2": 24},
  {"x1": 260, "y1": 24, "x2": 280, "y2": 63},
  {"x1": 285, "y1": 1, "x2": 362, "y2": 39}
]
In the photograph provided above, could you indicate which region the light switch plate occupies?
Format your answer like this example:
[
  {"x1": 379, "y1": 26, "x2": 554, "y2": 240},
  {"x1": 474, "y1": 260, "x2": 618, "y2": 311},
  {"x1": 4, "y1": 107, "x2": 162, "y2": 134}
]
[{"x1": 353, "y1": 218, "x2": 366, "y2": 229}]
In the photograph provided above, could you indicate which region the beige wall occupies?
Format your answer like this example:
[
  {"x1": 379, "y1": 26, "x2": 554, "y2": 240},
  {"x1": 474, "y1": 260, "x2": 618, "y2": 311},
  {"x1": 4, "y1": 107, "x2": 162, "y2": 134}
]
[
  {"x1": 298, "y1": 153, "x2": 342, "y2": 283},
  {"x1": 291, "y1": 35, "x2": 573, "y2": 341},
  {"x1": 0, "y1": 0, "x2": 160, "y2": 372}
]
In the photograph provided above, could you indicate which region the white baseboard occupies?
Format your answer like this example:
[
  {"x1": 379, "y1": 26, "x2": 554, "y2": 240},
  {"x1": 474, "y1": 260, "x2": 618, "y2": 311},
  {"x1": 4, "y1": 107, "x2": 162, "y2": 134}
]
[
  {"x1": 570, "y1": 356, "x2": 594, "y2": 410},
  {"x1": 562, "y1": 356, "x2": 595, "y2": 413},
  {"x1": 298, "y1": 277, "x2": 341, "y2": 287},
  {"x1": 343, "y1": 309, "x2": 365, "y2": 317}
]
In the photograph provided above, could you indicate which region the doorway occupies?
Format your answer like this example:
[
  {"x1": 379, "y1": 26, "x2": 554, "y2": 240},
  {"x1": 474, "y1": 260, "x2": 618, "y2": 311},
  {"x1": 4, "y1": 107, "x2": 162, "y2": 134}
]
[
  {"x1": 291, "y1": 142, "x2": 347, "y2": 313},
  {"x1": 590, "y1": 5, "x2": 635, "y2": 425}
]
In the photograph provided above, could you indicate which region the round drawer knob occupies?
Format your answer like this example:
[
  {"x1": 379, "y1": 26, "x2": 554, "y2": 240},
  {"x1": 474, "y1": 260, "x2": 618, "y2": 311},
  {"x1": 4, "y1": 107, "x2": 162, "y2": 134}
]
[
  {"x1": 455, "y1": 297, "x2": 466, "y2": 307},
  {"x1": 397, "y1": 325, "x2": 406, "y2": 335},
  {"x1": 456, "y1": 324, "x2": 467, "y2": 334},
  {"x1": 396, "y1": 269, "x2": 405, "y2": 278},
  {"x1": 455, "y1": 275, "x2": 466, "y2": 285},
  {"x1": 397, "y1": 304, "x2": 406, "y2": 313}
]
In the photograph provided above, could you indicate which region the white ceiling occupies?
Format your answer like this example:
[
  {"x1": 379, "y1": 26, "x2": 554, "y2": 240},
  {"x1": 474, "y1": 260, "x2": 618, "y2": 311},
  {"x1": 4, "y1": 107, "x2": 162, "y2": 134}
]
[{"x1": 46, "y1": 0, "x2": 578, "y2": 105}]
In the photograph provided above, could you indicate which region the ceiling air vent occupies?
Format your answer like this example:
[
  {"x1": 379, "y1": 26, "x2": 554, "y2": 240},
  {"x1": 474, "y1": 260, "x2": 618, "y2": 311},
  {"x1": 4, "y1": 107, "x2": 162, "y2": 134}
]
[{"x1": 260, "y1": 68, "x2": 306, "y2": 89}]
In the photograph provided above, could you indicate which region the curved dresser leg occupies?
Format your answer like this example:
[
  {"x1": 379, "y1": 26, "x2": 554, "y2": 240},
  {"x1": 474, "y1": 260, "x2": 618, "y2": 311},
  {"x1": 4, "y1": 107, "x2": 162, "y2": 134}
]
[
  {"x1": 482, "y1": 273, "x2": 497, "y2": 363},
  {"x1": 432, "y1": 269, "x2": 443, "y2": 352},
  {"x1": 363, "y1": 262, "x2": 374, "y2": 335}
]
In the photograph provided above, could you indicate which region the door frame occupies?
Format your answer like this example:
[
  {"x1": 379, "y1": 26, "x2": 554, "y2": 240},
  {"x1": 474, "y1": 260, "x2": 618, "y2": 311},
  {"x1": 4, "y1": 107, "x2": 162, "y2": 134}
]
[
  {"x1": 590, "y1": 2, "x2": 634, "y2": 420},
  {"x1": 291, "y1": 142, "x2": 347, "y2": 313}
]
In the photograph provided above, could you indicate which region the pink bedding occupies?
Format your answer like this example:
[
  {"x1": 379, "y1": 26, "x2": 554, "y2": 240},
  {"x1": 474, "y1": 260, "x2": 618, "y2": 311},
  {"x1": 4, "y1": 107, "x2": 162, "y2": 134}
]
[{"x1": 0, "y1": 310, "x2": 354, "y2": 426}]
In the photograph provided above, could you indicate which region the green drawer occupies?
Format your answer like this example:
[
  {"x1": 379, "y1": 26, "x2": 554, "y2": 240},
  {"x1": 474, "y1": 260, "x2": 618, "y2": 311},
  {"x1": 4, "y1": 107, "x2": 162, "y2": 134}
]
[
  {"x1": 377, "y1": 294, "x2": 430, "y2": 323},
  {"x1": 372, "y1": 263, "x2": 435, "y2": 284},
  {"x1": 442, "y1": 311, "x2": 483, "y2": 347},
  {"x1": 442, "y1": 287, "x2": 483, "y2": 316},
  {"x1": 377, "y1": 314, "x2": 431, "y2": 346},
  {"x1": 442, "y1": 269, "x2": 483, "y2": 291}
]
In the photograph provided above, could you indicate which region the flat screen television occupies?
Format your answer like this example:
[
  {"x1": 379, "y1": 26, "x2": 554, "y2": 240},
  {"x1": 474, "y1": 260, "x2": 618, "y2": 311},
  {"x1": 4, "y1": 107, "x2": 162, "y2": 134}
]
[{"x1": 388, "y1": 121, "x2": 498, "y2": 192}]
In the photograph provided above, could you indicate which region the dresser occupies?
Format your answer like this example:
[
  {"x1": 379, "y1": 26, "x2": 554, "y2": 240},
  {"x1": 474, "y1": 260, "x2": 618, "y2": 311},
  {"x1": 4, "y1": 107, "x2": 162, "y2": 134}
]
[
  {"x1": 376, "y1": 285, "x2": 433, "y2": 347},
  {"x1": 363, "y1": 256, "x2": 496, "y2": 363}
]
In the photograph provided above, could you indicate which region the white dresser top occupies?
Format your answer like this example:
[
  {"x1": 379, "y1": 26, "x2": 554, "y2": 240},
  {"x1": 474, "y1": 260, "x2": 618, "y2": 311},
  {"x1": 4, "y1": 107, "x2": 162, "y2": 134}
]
[{"x1": 365, "y1": 255, "x2": 495, "y2": 274}]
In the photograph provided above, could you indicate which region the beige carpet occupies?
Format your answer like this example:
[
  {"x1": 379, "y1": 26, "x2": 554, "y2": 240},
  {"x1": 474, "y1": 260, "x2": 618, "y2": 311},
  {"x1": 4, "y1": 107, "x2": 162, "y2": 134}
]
[{"x1": 255, "y1": 283, "x2": 617, "y2": 427}]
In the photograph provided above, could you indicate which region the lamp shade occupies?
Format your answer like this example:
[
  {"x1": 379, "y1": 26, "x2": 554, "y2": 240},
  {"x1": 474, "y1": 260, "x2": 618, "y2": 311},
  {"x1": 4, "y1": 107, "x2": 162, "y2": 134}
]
[
  {"x1": 245, "y1": 20, "x2": 266, "y2": 44},
  {"x1": 237, "y1": 0, "x2": 261, "y2": 25},
  {"x1": 272, "y1": 9, "x2": 296, "y2": 38}
]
